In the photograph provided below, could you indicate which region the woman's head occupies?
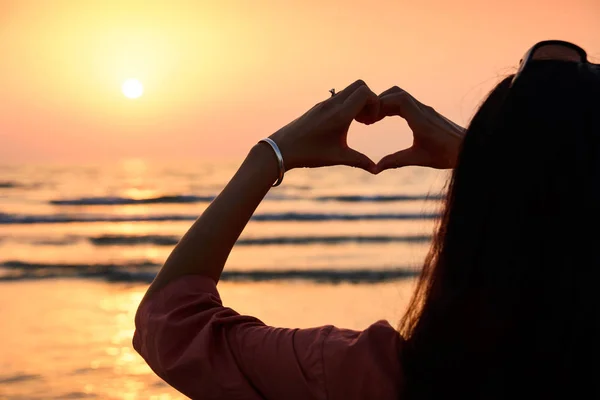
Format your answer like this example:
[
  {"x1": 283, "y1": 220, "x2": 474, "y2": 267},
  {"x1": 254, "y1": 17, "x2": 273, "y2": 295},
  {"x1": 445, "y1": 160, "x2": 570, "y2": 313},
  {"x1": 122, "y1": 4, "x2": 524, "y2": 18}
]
[{"x1": 401, "y1": 59, "x2": 600, "y2": 398}]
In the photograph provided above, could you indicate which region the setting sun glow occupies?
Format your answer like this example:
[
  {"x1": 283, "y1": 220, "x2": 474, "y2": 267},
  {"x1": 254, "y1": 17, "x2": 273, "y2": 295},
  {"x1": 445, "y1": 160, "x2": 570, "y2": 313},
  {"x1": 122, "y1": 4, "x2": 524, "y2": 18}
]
[
  {"x1": 0, "y1": 0, "x2": 598, "y2": 163},
  {"x1": 122, "y1": 79, "x2": 144, "y2": 99}
]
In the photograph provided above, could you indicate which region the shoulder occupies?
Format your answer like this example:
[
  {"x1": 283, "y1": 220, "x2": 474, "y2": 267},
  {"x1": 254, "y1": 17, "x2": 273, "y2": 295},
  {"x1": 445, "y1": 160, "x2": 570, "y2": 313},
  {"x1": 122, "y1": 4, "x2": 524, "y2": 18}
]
[{"x1": 322, "y1": 320, "x2": 405, "y2": 400}]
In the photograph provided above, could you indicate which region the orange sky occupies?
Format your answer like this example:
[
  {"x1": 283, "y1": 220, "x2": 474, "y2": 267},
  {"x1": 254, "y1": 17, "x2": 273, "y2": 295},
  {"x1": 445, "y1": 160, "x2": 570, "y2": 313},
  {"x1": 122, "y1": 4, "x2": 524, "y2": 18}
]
[{"x1": 1, "y1": 0, "x2": 599, "y2": 163}]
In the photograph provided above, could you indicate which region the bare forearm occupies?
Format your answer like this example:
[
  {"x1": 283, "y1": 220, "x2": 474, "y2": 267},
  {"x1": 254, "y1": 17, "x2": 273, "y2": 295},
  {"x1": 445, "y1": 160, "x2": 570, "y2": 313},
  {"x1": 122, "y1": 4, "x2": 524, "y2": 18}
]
[
  {"x1": 139, "y1": 80, "x2": 386, "y2": 301},
  {"x1": 144, "y1": 143, "x2": 279, "y2": 298}
]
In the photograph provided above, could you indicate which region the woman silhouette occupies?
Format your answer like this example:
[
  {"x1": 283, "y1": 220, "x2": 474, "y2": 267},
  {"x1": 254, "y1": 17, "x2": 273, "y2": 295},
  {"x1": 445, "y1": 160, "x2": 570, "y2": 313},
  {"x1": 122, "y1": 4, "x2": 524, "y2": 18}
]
[{"x1": 134, "y1": 40, "x2": 600, "y2": 399}]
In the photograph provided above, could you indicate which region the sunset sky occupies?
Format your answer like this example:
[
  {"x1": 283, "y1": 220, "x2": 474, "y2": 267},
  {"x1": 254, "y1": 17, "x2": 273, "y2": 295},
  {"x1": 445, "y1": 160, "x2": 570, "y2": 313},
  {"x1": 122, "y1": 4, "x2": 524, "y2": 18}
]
[{"x1": 1, "y1": 0, "x2": 599, "y2": 163}]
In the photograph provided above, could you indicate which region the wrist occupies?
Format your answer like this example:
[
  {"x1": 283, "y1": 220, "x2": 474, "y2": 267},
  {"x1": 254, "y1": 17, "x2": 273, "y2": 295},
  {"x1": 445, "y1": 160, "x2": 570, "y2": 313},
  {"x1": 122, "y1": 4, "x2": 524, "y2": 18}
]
[
  {"x1": 443, "y1": 117, "x2": 466, "y2": 140},
  {"x1": 249, "y1": 143, "x2": 283, "y2": 186},
  {"x1": 268, "y1": 130, "x2": 299, "y2": 171}
]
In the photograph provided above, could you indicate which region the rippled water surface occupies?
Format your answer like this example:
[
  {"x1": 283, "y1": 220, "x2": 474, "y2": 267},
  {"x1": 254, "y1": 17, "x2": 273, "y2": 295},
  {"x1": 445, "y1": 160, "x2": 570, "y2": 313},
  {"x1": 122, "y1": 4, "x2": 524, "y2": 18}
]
[{"x1": 0, "y1": 161, "x2": 448, "y2": 398}]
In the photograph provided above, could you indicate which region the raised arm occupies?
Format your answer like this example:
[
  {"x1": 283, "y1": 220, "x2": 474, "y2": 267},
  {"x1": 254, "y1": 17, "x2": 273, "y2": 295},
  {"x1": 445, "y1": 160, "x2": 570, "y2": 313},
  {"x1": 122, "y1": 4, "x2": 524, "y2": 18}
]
[
  {"x1": 141, "y1": 80, "x2": 380, "y2": 301},
  {"x1": 133, "y1": 81, "x2": 465, "y2": 399}
]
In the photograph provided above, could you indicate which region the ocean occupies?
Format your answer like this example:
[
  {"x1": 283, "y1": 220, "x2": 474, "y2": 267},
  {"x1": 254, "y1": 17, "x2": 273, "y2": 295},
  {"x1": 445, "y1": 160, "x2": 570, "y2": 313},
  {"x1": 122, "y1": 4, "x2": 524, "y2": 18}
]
[{"x1": 0, "y1": 161, "x2": 449, "y2": 399}]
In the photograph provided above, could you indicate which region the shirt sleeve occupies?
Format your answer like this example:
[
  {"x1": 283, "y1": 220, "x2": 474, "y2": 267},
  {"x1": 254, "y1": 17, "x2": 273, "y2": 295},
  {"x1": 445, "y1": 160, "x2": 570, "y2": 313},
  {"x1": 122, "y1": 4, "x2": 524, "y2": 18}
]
[
  {"x1": 133, "y1": 275, "x2": 404, "y2": 400},
  {"x1": 322, "y1": 321, "x2": 405, "y2": 399}
]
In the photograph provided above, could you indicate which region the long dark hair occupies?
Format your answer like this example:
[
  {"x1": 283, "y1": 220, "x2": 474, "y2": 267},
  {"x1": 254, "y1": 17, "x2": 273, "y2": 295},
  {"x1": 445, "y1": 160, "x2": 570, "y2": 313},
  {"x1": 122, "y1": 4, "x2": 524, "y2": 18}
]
[{"x1": 400, "y1": 61, "x2": 600, "y2": 399}]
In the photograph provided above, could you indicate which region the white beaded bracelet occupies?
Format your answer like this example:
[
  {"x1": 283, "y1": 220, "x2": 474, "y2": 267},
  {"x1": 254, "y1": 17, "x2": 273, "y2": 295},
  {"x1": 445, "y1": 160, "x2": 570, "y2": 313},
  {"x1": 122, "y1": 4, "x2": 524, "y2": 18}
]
[{"x1": 259, "y1": 138, "x2": 285, "y2": 187}]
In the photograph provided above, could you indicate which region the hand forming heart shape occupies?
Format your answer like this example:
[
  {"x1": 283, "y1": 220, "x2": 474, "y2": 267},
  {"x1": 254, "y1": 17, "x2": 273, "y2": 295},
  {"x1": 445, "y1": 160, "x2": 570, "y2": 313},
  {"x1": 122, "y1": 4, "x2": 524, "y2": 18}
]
[
  {"x1": 356, "y1": 86, "x2": 466, "y2": 173},
  {"x1": 269, "y1": 80, "x2": 465, "y2": 175}
]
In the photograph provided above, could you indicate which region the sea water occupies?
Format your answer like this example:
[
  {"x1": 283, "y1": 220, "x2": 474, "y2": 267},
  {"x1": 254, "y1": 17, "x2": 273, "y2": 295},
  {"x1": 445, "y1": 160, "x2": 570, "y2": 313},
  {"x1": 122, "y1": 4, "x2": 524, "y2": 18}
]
[{"x1": 0, "y1": 160, "x2": 449, "y2": 398}]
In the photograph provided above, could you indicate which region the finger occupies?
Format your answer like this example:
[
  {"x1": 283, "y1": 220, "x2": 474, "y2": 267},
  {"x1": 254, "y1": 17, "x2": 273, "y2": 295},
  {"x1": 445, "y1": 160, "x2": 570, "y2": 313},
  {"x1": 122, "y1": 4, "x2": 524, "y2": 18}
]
[
  {"x1": 375, "y1": 147, "x2": 421, "y2": 173},
  {"x1": 378, "y1": 86, "x2": 405, "y2": 98},
  {"x1": 354, "y1": 95, "x2": 381, "y2": 125},
  {"x1": 342, "y1": 84, "x2": 379, "y2": 119},
  {"x1": 365, "y1": 95, "x2": 380, "y2": 124},
  {"x1": 379, "y1": 91, "x2": 422, "y2": 121},
  {"x1": 334, "y1": 79, "x2": 369, "y2": 102},
  {"x1": 356, "y1": 98, "x2": 386, "y2": 125},
  {"x1": 338, "y1": 148, "x2": 376, "y2": 173},
  {"x1": 354, "y1": 108, "x2": 373, "y2": 124}
]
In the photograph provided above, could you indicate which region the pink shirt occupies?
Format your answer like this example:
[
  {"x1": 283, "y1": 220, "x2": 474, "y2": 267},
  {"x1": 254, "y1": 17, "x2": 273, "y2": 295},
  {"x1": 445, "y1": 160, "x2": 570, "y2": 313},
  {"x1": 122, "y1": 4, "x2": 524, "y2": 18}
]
[{"x1": 133, "y1": 275, "x2": 405, "y2": 399}]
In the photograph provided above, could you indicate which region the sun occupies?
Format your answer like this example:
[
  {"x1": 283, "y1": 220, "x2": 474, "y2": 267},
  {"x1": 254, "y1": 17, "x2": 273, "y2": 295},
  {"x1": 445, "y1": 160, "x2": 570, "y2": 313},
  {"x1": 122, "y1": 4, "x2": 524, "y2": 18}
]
[{"x1": 122, "y1": 78, "x2": 144, "y2": 99}]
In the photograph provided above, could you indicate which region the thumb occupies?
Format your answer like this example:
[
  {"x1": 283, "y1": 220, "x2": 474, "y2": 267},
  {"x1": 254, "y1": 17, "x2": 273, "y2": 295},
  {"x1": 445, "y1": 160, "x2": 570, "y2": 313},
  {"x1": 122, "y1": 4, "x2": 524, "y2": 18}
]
[
  {"x1": 375, "y1": 147, "x2": 422, "y2": 173},
  {"x1": 342, "y1": 85, "x2": 379, "y2": 120},
  {"x1": 338, "y1": 148, "x2": 376, "y2": 173}
]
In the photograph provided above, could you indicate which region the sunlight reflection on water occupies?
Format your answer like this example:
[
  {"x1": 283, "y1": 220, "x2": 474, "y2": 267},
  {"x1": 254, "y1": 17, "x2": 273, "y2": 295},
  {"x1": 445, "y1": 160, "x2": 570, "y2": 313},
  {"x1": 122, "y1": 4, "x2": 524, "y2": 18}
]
[
  {"x1": 0, "y1": 277, "x2": 415, "y2": 399},
  {"x1": 0, "y1": 280, "x2": 185, "y2": 399}
]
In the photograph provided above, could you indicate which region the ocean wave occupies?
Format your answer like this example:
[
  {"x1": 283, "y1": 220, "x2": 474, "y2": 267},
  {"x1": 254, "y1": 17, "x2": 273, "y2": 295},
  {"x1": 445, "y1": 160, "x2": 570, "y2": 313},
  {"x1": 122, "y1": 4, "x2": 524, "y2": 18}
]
[
  {"x1": 90, "y1": 235, "x2": 179, "y2": 246},
  {"x1": 0, "y1": 373, "x2": 42, "y2": 384},
  {"x1": 1, "y1": 260, "x2": 158, "y2": 270},
  {"x1": 0, "y1": 260, "x2": 418, "y2": 284},
  {"x1": 0, "y1": 181, "x2": 20, "y2": 189},
  {"x1": 0, "y1": 181, "x2": 40, "y2": 189},
  {"x1": 0, "y1": 212, "x2": 193, "y2": 224},
  {"x1": 49, "y1": 193, "x2": 301, "y2": 206},
  {"x1": 251, "y1": 212, "x2": 440, "y2": 221},
  {"x1": 30, "y1": 237, "x2": 80, "y2": 246},
  {"x1": 315, "y1": 194, "x2": 444, "y2": 202},
  {"x1": 0, "y1": 235, "x2": 81, "y2": 246},
  {"x1": 89, "y1": 234, "x2": 432, "y2": 246},
  {"x1": 50, "y1": 195, "x2": 215, "y2": 206},
  {"x1": 48, "y1": 193, "x2": 443, "y2": 206},
  {"x1": 0, "y1": 260, "x2": 159, "y2": 282},
  {"x1": 0, "y1": 212, "x2": 441, "y2": 225}
]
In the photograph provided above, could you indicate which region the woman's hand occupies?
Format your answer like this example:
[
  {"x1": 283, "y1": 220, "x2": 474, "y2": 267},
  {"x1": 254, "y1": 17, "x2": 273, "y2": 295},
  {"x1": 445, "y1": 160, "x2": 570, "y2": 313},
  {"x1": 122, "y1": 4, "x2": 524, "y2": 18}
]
[
  {"x1": 269, "y1": 80, "x2": 380, "y2": 172},
  {"x1": 361, "y1": 86, "x2": 466, "y2": 172}
]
